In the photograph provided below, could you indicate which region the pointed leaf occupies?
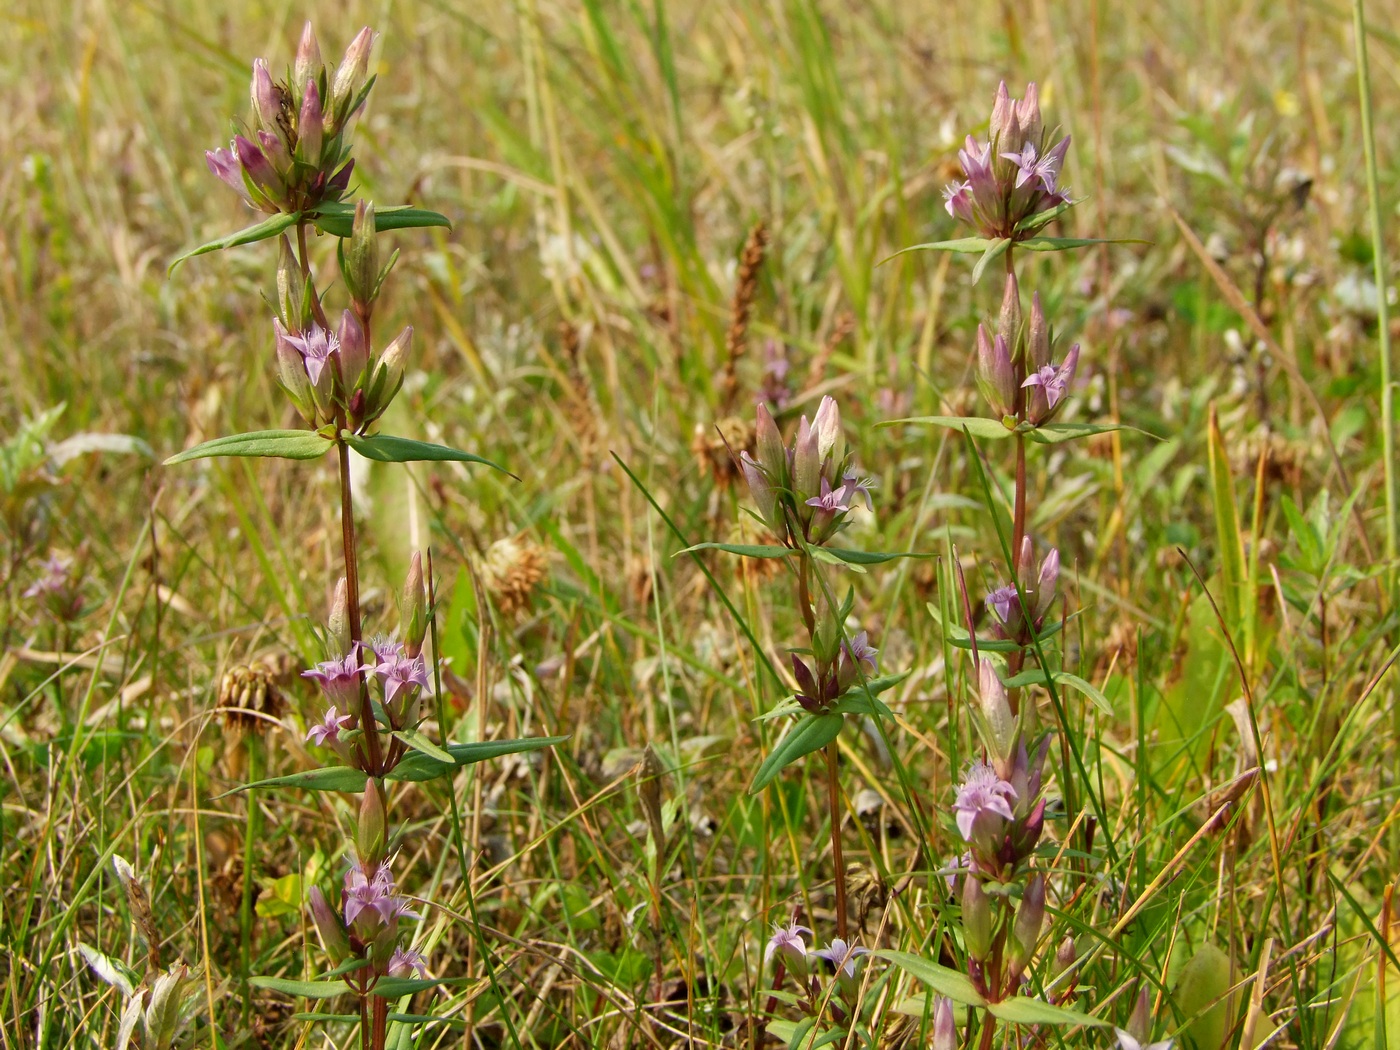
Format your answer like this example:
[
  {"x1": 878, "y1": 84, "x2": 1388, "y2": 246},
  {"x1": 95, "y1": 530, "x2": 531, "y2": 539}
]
[
  {"x1": 388, "y1": 735, "x2": 567, "y2": 783},
  {"x1": 676, "y1": 542, "x2": 792, "y2": 560},
  {"x1": 876, "y1": 950, "x2": 987, "y2": 1007},
  {"x1": 169, "y1": 211, "x2": 302, "y2": 272},
  {"x1": 972, "y1": 238, "x2": 1012, "y2": 283},
  {"x1": 370, "y1": 975, "x2": 467, "y2": 998},
  {"x1": 987, "y1": 996, "x2": 1109, "y2": 1027},
  {"x1": 878, "y1": 416, "x2": 1013, "y2": 440},
  {"x1": 310, "y1": 202, "x2": 452, "y2": 237},
  {"x1": 749, "y1": 712, "x2": 844, "y2": 794},
  {"x1": 215, "y1": 765, "x2": 367, "y2": 798},
  {"x1": 391, "y1": 729, "x2": 454, "y2": 764},
  {"x1": 250, "y1": 976, "x2": 352, "y2": 999},
  {"x1": 78, "y1": 943, "x2": 135, "y2": 998},
  {"x1": 1027, "y1": 422, "x2": 1154, "y2": 445},
  {"x1": 1000, "y1": 669, "x2": 1113, "y2": 716},
  {"x1": 1019, "y1": 235, "x2": 1150, "y2": 251},
  {"x1": 821, "y1": 547, "x2": 932, "y2": 566},
  {"x1": 880, "y1": 237, "x2": 1002, "y2": 263},
  {"x1": 164, "y1": 430, "x2": 332, "y2": 465},
  {"x1": 342, "y1": 432, "x2": 512, "y2": 475}
]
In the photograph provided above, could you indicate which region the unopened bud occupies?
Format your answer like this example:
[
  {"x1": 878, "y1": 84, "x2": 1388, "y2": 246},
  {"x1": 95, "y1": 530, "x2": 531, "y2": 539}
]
[
  {"x1": 308, "y1": 886, "x2": 351, "y2": 964},
  {"x1": 294, "y1": 23, "x2": 323, "y2": 92},
  {"x1": 274, "y1": 321, "x2": 315, "y2": 421},
  {"x1": 333, "y1": 27, "x2": 377, "y2": 110},
  {"x1": 344, "y1": 200, "x2": 379, "y2": 311},
  {"x1": 791, "y1": 415, "x2": 820, "y2": 502},
  {"x1": 1128, "y1": 986, "x2": 1152, "y2": 1044},
  {"x1": 328, "y1": 577, "x2": 351, "y2": 657},
  {"x1": 250, "y1": 59, "x2": 280, "y2": 132},
  {"x1": 234, "y1": 134, "x2": 280, "y2": 198},
  {"x1": 1034, "y1": 548, "x2": 1060, "y2": 622},
  {"x1": 1050, "y1": 935, "x2": 1076, "y2": 978},
  {"x1": 297, "y1": 79, "x2": 324, "y2": 164},
  {"x1": 975, "y1": 325, "x2": 1016, "y2": 418},
  {"x1": 1027, "y1": 292, "x2": 1050, "y2": 369},
  {"x1": 740, "y1": 452, "x2": 780, "y2": 533},
  {"x1": 996, "y1": 271, "x2": 1021, "y2": 352},
  {"x1": 357, "y1": 779, "x2": 387, "y2": 863},
  {"x1": 977, "y1": 659, "x2": 1016, "y2": 766},
  {"x1": 811, "y1": 395, "x2": 844, "y2": 468},
  {"x1": 961, "y1": 873, "x2": 992, "y2": 962},
  {"x1": 336, "y1": 310, "x2": 369, "y2": 391},
  {"x1": 401, "y1": 551, "x2": 427, "y2": 658},
  {"x1": 363, "y1": 325, "x2": 411, "y2": 423},
  {"x1": 1007, "y1": 873, "x2": 1045, "y2": 980},
  {"x1": 933, "y1": 996, "x2": 957, "y2": 1050},
  {"x1": 754, "y1": 402, "x2": 786, "y2": 483},
  {"x1": 276, "y1": 236, "x2": 304, "y2": 327}
]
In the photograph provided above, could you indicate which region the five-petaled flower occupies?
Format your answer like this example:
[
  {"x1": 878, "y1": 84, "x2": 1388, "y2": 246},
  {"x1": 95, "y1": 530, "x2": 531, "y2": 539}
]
[
  {"x1": 954, "y1": 761, "x2": 1018, "y2": 849},
  {"x1": 1021, "y1": 345, "x2": 1081, "y2": 423},
  {"x1": 306, "y1": 705, "x2": 355, "y2": 747},
  {"x1": 343, "y1": 860, "x2": 420, "y2": 928},
  {"x1": 765, "y1": 919, "x2": 813, "y2": 972},
  {"x1": 302, "y1": 653, "x2": 363, "y2": 710},
  {"x1": 812, "y1": 938, "x2": 871, "y2": 979}
]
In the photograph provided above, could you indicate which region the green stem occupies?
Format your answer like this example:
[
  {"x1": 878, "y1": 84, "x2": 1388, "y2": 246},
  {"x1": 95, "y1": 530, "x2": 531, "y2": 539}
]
[
  {"x1": 338, "y1": 439, "x2": 384, "y2": 775},
  {"x1": 826, "y1": 742, "x2": 848, "y2": 940}
]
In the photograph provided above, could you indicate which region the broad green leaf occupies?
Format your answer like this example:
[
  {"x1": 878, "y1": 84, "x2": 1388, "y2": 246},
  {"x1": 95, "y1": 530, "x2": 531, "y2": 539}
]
[
  {"x1": 370, "y1": 975, "x2": 465, "y2": 997},
  {"x1": 1026, "y1": 422, "x2": 1145, "y2": 445},
  {"x1": 971, "y1": 238, "x2": 1012, "y2": 283},
  {"x1": 215, "y1": 765, "x2": 368, "y2": 798},
  {"x1": 821, "y1": 547, "x2": 932, "y2": 566},
  {"x1": 878, "y1": 416, "x2": 1013, "y2": 440},
  {"x1": 342, "y1": 432, "x2": 512, "y2": 475},
  {"x1": 876, "y1": 950, "x2": 986, "y2": 1007},
  {"x1": 1206, "y1": 407, "x2": 1246, "y2": 629},
  {"x1": 164, "y1": 429, "x2": 332, "y2": 465},
  {"x1": 987, "y1": 996, "x2": 1109, "y2": 1027},
  {"x1": 830, "y1": 694, "x2": 893, "y2": 718},
  {"x1": 1019, "y1": 235, "x2": 1151, "y2": 251},
  {"x1": 766, "y1": 1019, "x2": 801, "y2": 1046},
  {"x1": 169, "y1": 211, "x2": 301, "y2": 272},
  {"x1": 391, "y1": 729, "x2": 454, "y2": 765},
  {"x1": 676, "y1": 542, "x2": 791, "y2": 560},
  {"x1": 999, "y1": 669, "x2": 1113, "y2": 716},
  {"x1": 250, "y1": 976, "x2": 351, "y2": 1000},
  {"x1": 1174, "y1": 942, "x2": 1238, "y2": 1050},
  {"x1": 310, "y1": 202, "x2": 453, "y2": 237},
  {"x1": 749, "y1": 712, "x2": 844, "y2": 794},
  {"x1": 810, "y1": 546, "x2": 867, "y2": 572},
  {"x1": 389, "y1": 735, "x2": 567, "y2": 783}
]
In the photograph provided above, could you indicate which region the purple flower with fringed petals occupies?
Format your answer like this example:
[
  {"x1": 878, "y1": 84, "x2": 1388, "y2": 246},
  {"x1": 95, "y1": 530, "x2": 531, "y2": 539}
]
[
  {"x1": 812, "y1": 938, "x2": 871, "y2": 978},
  {"x1": 954, "y1": 761, "x2": 1017, "y2": 844},
  {"x1": 805, "y1": 475, "x2": 855, "y2": 515},
  {"x1": 24, "y1": 555, "x2": 69, "y2": 599},
  {"x1": 285, "y1": 325, "x2": 340, "y2": 385},
  {"x1": 306, "y1": 705, "x2": 355, "y2": 747},
  {"x1": 302, "y1": 653, "x2": 362, "y2": 709},
  {"x1": 388, "y1": 946, "x2": 428, "y2": 978},
  {"x1": 343, "y1": 860, "x2": 419, "y2": 927},
  {"x1": 765, "y1": 919, "x2": 813, "y2": 963},
  {"x1": 1022, "y1": 344, "x2": 1080, "y2": 412},
  {"x1": 375, "y1": 651, "x2": 429, "y2": 706},
  {"x1": 986, "y1": 584, "x2": 1021, "y2": 628},
  {"x1": 1001, "y1": 136, "x2": 1071, "y2": 194}
]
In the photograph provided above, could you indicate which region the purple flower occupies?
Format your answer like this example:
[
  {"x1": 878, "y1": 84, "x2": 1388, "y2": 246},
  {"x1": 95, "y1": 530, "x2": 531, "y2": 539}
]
[
  {"x1": 388, "y1": 946, "x2": 428, "y2": 978},
  {"x1": 343, "y1": 860, "x2": 419, "y2": 928},
  {"x1": 805, "y1": 475, "x2": 856, "y2": 515},
  {"x1": 374, "y1": 651, "x2": 428, "y2": 706},
  {"x1": 306, "y1": 705, "x2": 355, "y2": 747},
  {"x1": 812, "y1": 938, "x2": 870, "y2": 979},
  {"x1": 285, "y1": 324, "x2": 341, "y2": 386},
  {"x1": 933, "y1": 995, "x2": 957, "y2": 1050},
  {"x1": 302, "y1": 653, "x2": 363, "y2": 709},
  {"x1": 1021, "y1": 344, "x2": 1080, "y2": 419},
  {"x1": 204, "y1": 144, "x2": 255, "y2": 205},
  {"x1": 358, "y1": 635, "x2": 405, "y2": 669},
  {"x1": 986, "y1": 584, "x2": 1022, "y2": 634},
  {"x1": 1115, "y1": 1031, "x2": 1173, "y2": 1050},
  {"x1": 954, "y1": 761, "x2": 1017, "y2": 847},
  {"x1": 943, "y1": 179, "x2": 973, "y2": 223},
  {"x1": 23, "y1": 555, "x2": 69, "y2": 599},
  {"x1": 765, "y1": 919, "x2": 812, "y2": 972},
  {"x1": 1001, "y1": 136, "x2": 1071, "y2": 195}
]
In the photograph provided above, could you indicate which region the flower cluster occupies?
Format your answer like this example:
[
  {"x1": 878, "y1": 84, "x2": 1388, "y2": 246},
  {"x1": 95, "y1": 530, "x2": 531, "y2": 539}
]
[
  {"x1": 789, "y1": 629, "x2": 879, "y2": 715},
  {"x1": 205, "y1": 24, "x2": 375, "y2": 215},
  {"x1": 307, "y1": 859, "x2": 425, "y2": 980},
  {"x1": 943, "y1": 82, "x2": 1071, "y2": 241},
  {"x1": 975, "y1": 274, "x2": 1081, "y2": 428},
  {"x1": 23, "y1": 551, "x2": 85, "y2": 620},
  {"x1": 985, "y1": 536, "x2": 1060, "y2": 641},
  {"x1": 765, "y1": 920, "x2": 873, "y2": 1022},
  {"x1": 739, "y1": 396, "x2": 873, "y2": 548}
]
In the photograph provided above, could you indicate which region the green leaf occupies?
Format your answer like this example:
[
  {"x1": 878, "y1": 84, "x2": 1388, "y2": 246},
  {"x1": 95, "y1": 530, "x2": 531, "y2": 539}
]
[
  {"x1": 821, "y1": 547, "x2": 931, "y2": 566},
  {"x1": 1019, "y1": 235, "x2": 1151, "y2": 251},
  {"x1": 880, "y1": 236, "x2": 1003, "y2": 263},
  {"x1": 391, "y1": 729, "x2": 455, "y2": 765},
  {"x1": 830, "y1": 694, "x2": 893, "y2": 717},
  {"x1": 878, "y1": 416, "x2": 1013, "y2": 440},
  {"x1": 1207, "y1": 409, "x2": 1246, "y2": 630},
  {"x1": 875, "y1": 950, "x2": 986, "y2": 1007},
  {"x1": 749, "y1": 712, "x2": 844, "y2": 794},
  {"x1": 389, "y1": 735, "x2": 567, "y2": 783},
  {"x1": 215, "y1": 765, "x2": 367, "y2": 798},
  {"x1": 342, "y1": 432, "x2": 513, "y2": 475},
  {"x1": 164, "y1": 430, "x2": 333, "y2": 466},
  {"x1": 1174, "y1": 942, "x2": 1238, "y2": 1050},
  {"x1": 1026, "y1": 422, "x2": 1152, "y2": 445},
  {"x1": 987, "y1": 996, "x2": 1109, "y2": 1027},
  {"x1": 309, "y1": 202, "x2": 453, "y2": 238},
  {"x1": 370, "y1": 975, "x2": 465, "y2": 998},
  {"x1": 971, "y1": 238, "x2": 1012, "y2": 283},
  {"x1": 676, "y1": 542, "x2": 792, "y2": 560},
  {"x1": 999, "y1": 670, "x2": 1113, "y2": 716},
  {"x1": 250, "y1": 976, "x2": 352, "y2": 1000},
  {"x1": 169, "y1": 211, "x2": 301, "y2": 273}
]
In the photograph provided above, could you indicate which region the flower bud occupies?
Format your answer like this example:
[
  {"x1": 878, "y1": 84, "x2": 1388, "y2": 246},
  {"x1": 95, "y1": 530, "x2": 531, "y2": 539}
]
[
  {"x1": 1034, "y1": 547, "x2": 1060, "y2": 622},
  {"x1": 933, "y1": 996, "x2": 957, "y2": 1050},
  {"x1": 1027, "y1": 292, "x2": 1051, "y2": 369},
  {"x1": 811, "y1": 395, "x2": 844, "y2": 469},
  {"x1": 329, "y1": 577, "x2": 351, "y2": 655},
  {"x1": 977, "y1": 659, "x2": 1016, "y2": 766},
  {"x1": 333, "y1": 27, "x2": 377, "y2": 111},
  {"x1": 364, "y1": 326, "x2": 411, "y2": 423},
  {"x1": 275, "y1": 236, "x2": 306, "y2": 328},
  {"x1": 274, "y1": 321, "x2": 315, "y2": 421},
  {"x1": 961, "y1": 873, "x2": 992, "y2": 962},
  {"x1": 297, "y1": 79, "x2": 324, "y2": 164},
  {"x1": 740, "y1": 452, "x2": 780, "y2": 533},
  {"x1": 234, "y1": 135, "x2": 280, "y2": 199},
  {"x1": 337, "y1": 309, "x2": 369, "y2": 391},
  {"x1": 975, "y1": 325, "x2": 1016, "y2": 418},
  {"x1": 257, "y1": 128, "x2": 292, "y2": 177},
  {"x1": 1007, "y1": 873, "x2": 1045, "y2": 980},
  {"x1": 1010, "y1": 797, "x2": 1046, "y2": 861},
  {"x1": 754, "y1": 402, "x2": 786, "y2": 483},
  {"x1": 401, "y1": 551, "x2": 427, "y2": 658},
  {"x1": 1050, "y1": 935, "x2": 1076, "y2": 979},
  {"x1": 294, "y1": 22, "x2": 323, "y2": 93},
  {"x1": 996, "y1": 271, "x2": 1021, "y2": 352},
  {"x1": 1128, "y1": 987, "x2": 1152, "y2": 1045},
  {"x1": 344, "y1": 200, "x2": 380, "y2": 311},
  {"x1": 791, "y1": 415, "x2": 820, "y2": 503},
  {"x1": 357, "y1": 779, "x2": 387, "y2": 864},
  {"x1": 250, "y1": 59, "x2": 280, "y2": 133},
  {"x1": 308, "y1": 886, "x2": 351, "y2": 964}
]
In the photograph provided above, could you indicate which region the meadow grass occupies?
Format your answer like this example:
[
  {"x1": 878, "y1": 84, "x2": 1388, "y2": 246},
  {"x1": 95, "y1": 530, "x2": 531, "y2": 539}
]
[{"x1": 2, "y1": 0, "x2": 1400, "y2": 1046}]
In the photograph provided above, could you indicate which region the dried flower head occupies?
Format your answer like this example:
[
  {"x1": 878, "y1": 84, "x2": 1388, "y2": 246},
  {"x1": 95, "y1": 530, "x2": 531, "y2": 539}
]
[{"x1": 482, "y1": 536, "x2": 548, "y2": 615}]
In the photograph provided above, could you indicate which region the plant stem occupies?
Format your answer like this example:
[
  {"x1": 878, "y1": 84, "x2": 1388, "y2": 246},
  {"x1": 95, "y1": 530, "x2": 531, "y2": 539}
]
[
  {"x1": 1011, "y1": 434, "x2": 1026, "y2": 562},
  {"x1": 238, "y1": 737, "x2": 261, "y2": 1026},
  {"x1": 826, "y1": 742, "x2": 848, "y2": 940},
  {"x1": 338, "y1": 439, "x2": 384, "y2": 775},
  {"x1": 359, "y1": 994, "x2": 371, "y2": 1050}
]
